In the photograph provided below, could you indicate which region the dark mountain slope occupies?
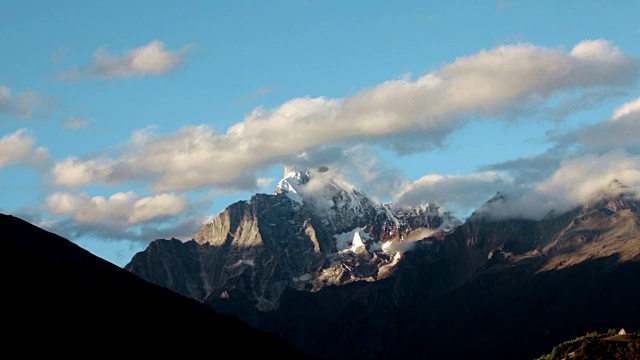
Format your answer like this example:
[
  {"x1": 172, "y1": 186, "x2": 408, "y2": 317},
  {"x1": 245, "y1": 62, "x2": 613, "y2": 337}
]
[
  {"x1": 392, "y1": 255, "x2": 640, "y2": 360},
  {"x1": 1, "y1": 213, "x2": 312, "y2": 358},
  {"x1": 198, "y1": 197, "x2": 640, "y2": 360}
]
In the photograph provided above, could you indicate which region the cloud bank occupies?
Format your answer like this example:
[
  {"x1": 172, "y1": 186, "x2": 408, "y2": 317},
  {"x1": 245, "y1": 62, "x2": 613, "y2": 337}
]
[
  {"x1": 45, "y1": 191, "x2": 188, "y2": 224},
  {"x1": 400, "y1": 95, "x2": 640, "y2": 220},
  {"x1": 50, "y1": 40, "x2": 639, "y2": 197}
]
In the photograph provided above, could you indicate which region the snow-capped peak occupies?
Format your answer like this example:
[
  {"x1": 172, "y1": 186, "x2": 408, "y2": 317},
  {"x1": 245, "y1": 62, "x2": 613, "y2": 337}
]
[
  {"x1": 275, "y1": 178, "x2": 304, "y2": 204},
  {"x1": 275, "y1": 166, "x2": 362, "y2": 206},
  {"x1": 282, "y1": 165, "x2": 311, "y2": 184},
  {"x1": 274, "y1": 166, "x2": 311, "y2": 204}
]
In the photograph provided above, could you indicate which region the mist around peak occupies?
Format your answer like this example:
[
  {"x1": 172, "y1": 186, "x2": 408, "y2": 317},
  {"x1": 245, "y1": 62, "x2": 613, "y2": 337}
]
[{"x1": 468, "y1": 177, "x2": 639, "y2": 222}]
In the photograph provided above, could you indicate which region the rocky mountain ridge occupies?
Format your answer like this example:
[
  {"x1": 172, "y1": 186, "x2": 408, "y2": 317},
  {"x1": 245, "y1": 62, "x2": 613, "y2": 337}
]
[
  {"x1": 127, "y1": 167, "x2": 460, "y2": 311},
  {"x1": 233, "y1": 192, "x2": 640, "y2": 359},
  {"x1": 124, "y1": 173, "x2": 640, "y2": 359}
]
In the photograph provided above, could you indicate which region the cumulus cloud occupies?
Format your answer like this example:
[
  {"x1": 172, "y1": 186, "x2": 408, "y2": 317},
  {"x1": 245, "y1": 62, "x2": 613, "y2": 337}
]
[
  {"x1": 550, "y1": 95, "x2": 640, "y2": 156},
  {"x1": 45, "y1": 191, "x2": 188, "y2": 224},
  {"x1": 0, "y1": 85, "x2": 54, "y2": 120},
  {"x1": 0, "y1": 129, "x2": 49, "y2": 169},
  {"x1": 472, "y1": 95, "x2": 640, "y2": 220},
  {"x1": 256, "y1": 177, "x2": 275, "y2": 190},
  {"x1": 537, "y1": 150, "x2": 640, "y2": 206},
  {"x1": 50, "y1": 39, "x2": 638, "y2": 194},
  {"x1": 612, "y1": 96, "x2": 640, "y2": 120},
  {"x1": 28, "y1": 210, "x2": 212, "y2": 249},
  {"x1": 57, "y1": 40, "x2": 191, "y2": 80},
  {"x1": 51, "y1": 156, "x2": 116, "y2": 187},
  {"x1": 10, "y1": 195, "x2": 213, "y2": 256},
  {"x1": 128, "y1": 194, "x2": 189, "y2": 223},
  {"x1": 281, "y1": 144, "x2": 404, "y2": 201},
  {"x1": 475, "y1": 150, "x2": 640, "y2": 221}
]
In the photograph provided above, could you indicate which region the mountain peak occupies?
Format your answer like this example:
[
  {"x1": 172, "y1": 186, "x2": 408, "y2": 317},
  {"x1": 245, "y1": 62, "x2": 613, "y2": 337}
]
[
  {"x1": 129, "y1": 166, "x2": 463, "y2": 312},
  {"x1": 274, "y1": 165, "x2": 360, "y2": 206},
  {"x1": 601, "y1": 178, "x2": 636, "y2": 198},
  {"x1": 282, "y1": 165, "x2": 311, "y2": 183}
]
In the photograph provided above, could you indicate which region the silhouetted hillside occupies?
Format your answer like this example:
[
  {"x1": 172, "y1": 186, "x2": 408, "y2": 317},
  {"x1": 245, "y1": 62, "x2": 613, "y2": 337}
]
[{"x1": 1, "y1": 213, "x2": 312, "y2": 358}]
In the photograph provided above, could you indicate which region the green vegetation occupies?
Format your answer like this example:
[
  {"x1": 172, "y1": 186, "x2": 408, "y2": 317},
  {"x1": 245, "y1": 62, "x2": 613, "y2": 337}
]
[{"x1": 536, "y1": 329, "x2": 640, "y2": 360}]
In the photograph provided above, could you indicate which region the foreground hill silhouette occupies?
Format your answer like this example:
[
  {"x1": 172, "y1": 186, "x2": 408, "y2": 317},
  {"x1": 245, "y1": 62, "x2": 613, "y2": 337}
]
[{"x1": 1, "y1": 213, "x2": 312, "y2": 358}]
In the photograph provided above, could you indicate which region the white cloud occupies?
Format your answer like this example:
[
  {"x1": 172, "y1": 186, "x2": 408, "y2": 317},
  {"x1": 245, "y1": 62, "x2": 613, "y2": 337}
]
[
  {"x1": 256, "y1": 177, "x2": 275, "y2": 190},
  {"x1": 0, "y1": 85, "x2": 52, "y2": 119},
  {"x1": 537, "y1": 150, "x2": 640, "y2": 206},
  {"x1": 46, "y1": 192, "x2": 89, "y2": 214},
  {"x1": 394, "y1": 172, "x2": 513, "y2": 218},
  {"x1": 52, "y1": 156, "x2": 116, "y2": 187},
  {"x1": 50, "y1": 39, "x2": 639, "y2": 192},
  {"x1": 57, "y1": 40, "x2": 191, "y2": 80},
  {"x1": 0, "y1": 129, "x2": 36, "y2": 167},
  {"x1": 281, "y1": 144, "x2": 404, "y2": 202},
  {"x1": 476, "y1": 150, "x2": 640, "y2": 221},
  {"x1": 569, "y1": 39, "x2": 627, "y2": 63},
  {"x1": 474, "y1": 97, "x2": 640, "y2": 221},
  {"x1": 128, "y1": 193, "x2": 188, "y2": 223},
  {"x1": 0, "y1": 129, "x2": 49, "y2": 169},
  {"x1": 45, "y1": 191, "x2": 188, "y2": 224},
  {"x1": 612, "y1": 96, "x2": 640, "y2": 120},
  {"x1": 548, "y1": 95, "x2": 640, "y2": 156}
]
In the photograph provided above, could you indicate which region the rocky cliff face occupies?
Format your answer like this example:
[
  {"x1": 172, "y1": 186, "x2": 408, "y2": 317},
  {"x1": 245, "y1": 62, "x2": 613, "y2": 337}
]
[{"x1": 126, "y1": 167, "x2": 460, "y2": 311}]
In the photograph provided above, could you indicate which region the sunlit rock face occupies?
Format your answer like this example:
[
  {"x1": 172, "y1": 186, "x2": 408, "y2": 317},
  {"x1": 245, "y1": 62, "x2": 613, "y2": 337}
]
[{"x1": 126, "y1": 167, "x2": 460, "y2": 311}]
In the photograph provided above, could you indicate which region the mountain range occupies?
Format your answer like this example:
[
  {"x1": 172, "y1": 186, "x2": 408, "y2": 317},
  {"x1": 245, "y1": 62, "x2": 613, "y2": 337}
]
[
  {"x1": 4, "y1": 166, "x2": 639, "y2": 359},
  {"x1": 124, "y1": 167, "x2": 640, "y2": 359}
]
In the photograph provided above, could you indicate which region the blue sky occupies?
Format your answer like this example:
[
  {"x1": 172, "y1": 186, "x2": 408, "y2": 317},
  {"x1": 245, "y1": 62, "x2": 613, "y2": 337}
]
[{"x1": 1, "y1": 0, "x2": 639, "y2": 267}]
